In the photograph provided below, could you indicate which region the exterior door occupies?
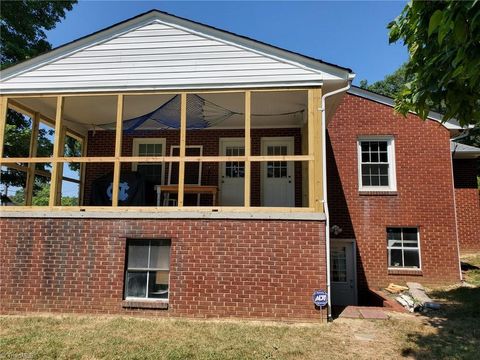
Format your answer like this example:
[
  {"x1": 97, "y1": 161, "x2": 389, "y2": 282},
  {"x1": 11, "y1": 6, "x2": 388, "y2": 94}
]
[
  {"x1": 261, "y1": 138, "x2": 295, "y2": 207},
  {"x1": 219, "y1": 138, "x2": 245, "y2": 206},
  {"x1": 331, "y1": 241, "x2": 357, "y2": 306}
]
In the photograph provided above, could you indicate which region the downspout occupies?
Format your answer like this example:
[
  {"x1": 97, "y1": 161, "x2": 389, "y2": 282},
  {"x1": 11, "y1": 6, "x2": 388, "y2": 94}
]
[{"x1": 320, "y1": 80, "x2": 351, "y2": 321}]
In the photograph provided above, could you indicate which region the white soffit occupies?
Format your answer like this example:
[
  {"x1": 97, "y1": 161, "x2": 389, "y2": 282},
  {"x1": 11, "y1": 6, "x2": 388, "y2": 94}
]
[{"x1": 0, "y1": 10, "x2": 353, "y2": 94}]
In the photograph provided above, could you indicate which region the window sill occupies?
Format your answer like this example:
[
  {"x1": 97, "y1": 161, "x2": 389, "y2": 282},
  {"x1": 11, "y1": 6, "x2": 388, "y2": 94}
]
[
  {"x1": 388, "y1": 268, "x2": 422, "y2": 276},
  {"x1": 359, "y1": 191, "x2": 398, "y2": 196},
  {"x1": 122, "y1": 300, "x2": 169, "y2": 310}
]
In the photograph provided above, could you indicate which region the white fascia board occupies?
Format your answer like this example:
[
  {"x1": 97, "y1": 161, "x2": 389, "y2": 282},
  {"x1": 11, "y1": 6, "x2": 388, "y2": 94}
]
[
  {"x1": 348, "y1": 86, "x2": 464, "y2": 130},
  {"x1": 0, "y1": 10, "x2": 353, "y2": 92}
]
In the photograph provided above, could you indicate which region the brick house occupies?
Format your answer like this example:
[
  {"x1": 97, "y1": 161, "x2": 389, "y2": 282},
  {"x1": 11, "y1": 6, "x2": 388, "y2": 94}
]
[{"x1": 0, "y1": 10, "x2": 478, "y2": 320}]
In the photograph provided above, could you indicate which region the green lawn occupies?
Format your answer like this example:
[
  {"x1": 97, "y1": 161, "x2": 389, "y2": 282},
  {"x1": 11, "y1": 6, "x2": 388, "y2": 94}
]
[{"x1": 1, "y1": 254, "x2": 479, "y2": 360}]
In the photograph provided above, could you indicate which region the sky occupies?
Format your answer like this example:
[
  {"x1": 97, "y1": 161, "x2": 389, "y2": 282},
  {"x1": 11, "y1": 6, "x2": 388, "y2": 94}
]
[{"x1": 45, "y1": 0, "x2": 409, "y2": 85}]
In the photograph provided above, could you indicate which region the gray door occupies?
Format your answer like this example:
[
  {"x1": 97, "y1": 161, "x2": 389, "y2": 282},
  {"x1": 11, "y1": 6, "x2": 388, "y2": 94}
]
[{"x1": 331, "y1": 241, "x2": 357, "y2": 306}]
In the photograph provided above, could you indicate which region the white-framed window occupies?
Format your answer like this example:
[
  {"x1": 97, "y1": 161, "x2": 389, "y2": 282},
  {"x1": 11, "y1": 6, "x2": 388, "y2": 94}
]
[
  {"x1": 125, "y1": 239, "x2": 171, "y2": 301},
  {"x1": 132, "y1": 138, "x2": 166, "y2": 184},
  {"x1": 387, "y1": 227, "x2": 421, "y2": 269},
  {"x1": 357, "y1": 136, "x2": 396, "y2": 191}
]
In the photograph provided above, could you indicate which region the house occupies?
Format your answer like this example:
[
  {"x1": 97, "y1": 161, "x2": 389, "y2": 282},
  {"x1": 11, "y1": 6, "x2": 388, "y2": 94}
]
[{"x1": 0, "y1": 10, "x2": 478, "y2": 320}]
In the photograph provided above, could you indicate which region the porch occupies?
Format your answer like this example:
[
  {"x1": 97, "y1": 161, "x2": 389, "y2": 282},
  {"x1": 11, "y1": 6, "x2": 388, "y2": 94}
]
[{"x1": 0, "y1": 88, "x2": 324, "y2": 214}]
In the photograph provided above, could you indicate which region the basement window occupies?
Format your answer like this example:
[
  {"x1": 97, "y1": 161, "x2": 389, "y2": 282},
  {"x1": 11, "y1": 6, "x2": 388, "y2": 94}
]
[
  {"x1": 125, "y1": 239, "x2": 171, "y2": 301},
  {"x1": 387, "y1": 228, "x2": 421, "y2": 269},
  {"x1": 358, "y1": 137, "x2": 396, "y2": 192}
]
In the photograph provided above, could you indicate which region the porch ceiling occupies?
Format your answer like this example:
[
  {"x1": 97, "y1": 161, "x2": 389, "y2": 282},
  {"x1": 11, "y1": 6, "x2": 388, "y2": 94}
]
[{"x1": 12, "y1": 90, "x2": 307, "y2": 132}]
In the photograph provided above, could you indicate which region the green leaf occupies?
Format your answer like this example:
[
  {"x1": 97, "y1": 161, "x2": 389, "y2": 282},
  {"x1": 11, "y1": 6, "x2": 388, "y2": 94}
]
[
  {"x1": 428, "y1": 10, "x2": 443, "y2": 36},
  {"x1": 453, "y1": 16, "x2": 467, "y2": 43}
]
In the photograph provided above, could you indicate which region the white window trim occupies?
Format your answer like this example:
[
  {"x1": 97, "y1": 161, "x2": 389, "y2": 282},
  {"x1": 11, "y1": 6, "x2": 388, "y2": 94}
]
[
  {"x1": 131, "y1": 138, "x2": 166, "y2": 185},
  {"x1": 125, "y1": 239, "x2": 171, "y2": 302},
  {"x1": 357, "y1": 136, "x2": 397, "y2": 192},
  {"x1": 387, "y1": 227, "x2": 422, "y2": 271}
]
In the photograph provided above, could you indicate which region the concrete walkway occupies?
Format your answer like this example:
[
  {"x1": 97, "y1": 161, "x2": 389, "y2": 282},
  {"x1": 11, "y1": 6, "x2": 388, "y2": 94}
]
[{"x1": 337, "y1": 306, "x2": 389, "y2": 320}]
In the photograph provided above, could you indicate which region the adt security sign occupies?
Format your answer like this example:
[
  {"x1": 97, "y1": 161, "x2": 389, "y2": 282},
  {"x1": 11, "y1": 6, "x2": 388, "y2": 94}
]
[{"x1": 312, "y1": 290, "x2": 328, "y2": 307}]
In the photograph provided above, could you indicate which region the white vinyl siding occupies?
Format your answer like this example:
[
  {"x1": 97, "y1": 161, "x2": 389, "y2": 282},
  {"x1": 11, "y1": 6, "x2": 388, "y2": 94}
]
[{"x1": 0, "y1": 20, "x2": 323, "y2": 92}]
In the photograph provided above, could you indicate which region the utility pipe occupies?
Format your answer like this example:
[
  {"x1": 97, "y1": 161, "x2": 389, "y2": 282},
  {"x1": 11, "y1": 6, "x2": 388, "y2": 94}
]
[{"x1": 320, "y1": 80, "x2": 352, "y2": 321}]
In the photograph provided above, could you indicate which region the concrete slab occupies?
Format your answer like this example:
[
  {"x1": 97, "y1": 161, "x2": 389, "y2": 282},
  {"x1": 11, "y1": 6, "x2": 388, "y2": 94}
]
[
  {"x1": 338, "y1": 306, "x2": 362, "y2": 319},
  {"x1": 358, "y1": 308, "x2": 389, "y2": 320}
]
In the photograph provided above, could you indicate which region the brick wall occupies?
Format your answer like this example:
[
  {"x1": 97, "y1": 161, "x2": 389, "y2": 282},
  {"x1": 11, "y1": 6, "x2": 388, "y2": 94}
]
[
  {"x1": 84, "y1": 128, "x2": 303, "y2": 207},
  {"x1": 0, "y1": 218, "x2": 326, "y2": 320},
  {"x1": 327, "y1": 94, "x2": 461, "y2": 301},
  {"x1": 453, "y1": 158, "x2": 480, "y2": 253}
]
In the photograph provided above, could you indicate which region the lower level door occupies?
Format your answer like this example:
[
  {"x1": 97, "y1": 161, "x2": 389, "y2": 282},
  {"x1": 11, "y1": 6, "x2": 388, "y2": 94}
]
[{"x1": 331, "y1": 241, "x2": 357, "y2": 306}]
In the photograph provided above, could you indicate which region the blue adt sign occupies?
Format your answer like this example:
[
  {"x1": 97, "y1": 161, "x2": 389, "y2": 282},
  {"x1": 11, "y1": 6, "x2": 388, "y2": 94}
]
[{"x1": 312, "y1": 290, "x2": 328, "y2": 307}]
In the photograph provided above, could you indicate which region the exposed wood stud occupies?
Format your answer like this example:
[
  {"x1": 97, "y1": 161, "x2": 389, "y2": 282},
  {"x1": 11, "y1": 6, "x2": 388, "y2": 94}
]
[
  {"x1": 25, "y1": 112, "x2": 40, "y2": 205},
  {"x1": 177, "y1": 93, "x2": 187, "y2": 207},
  {"x1": 244, "y1": 90, "x2": 251, "y2": 207},
  {"x1": 307, "y1": 88, "x2": 323, "y2": 212},
  {"x1": 0, "y1": 97, "x2": 8, "y2": 160},
  {"x1": 112, "y1": 94, "x2": 124, "y2": 207},
  {"x1": 48, "y1": 96, "x2": 64, "y2": 207}
]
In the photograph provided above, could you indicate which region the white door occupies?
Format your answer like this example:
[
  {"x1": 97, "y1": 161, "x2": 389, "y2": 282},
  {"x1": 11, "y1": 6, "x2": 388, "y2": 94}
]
[
  {"x1": 331, "y1": 241, "x2": 357, "y2": 306},
  {"x1": 219, "y1": 139, "x2": 245, "y2": 206},
  {"x1": 261, "y1": 138, "x2": 295, "y2": 207}
]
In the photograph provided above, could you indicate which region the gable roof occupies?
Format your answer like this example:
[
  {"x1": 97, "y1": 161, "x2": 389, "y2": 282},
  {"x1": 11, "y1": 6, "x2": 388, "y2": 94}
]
[
  {"x1": 348, "y1": 85, "x2": 464, "y2": 130},
  {"x1": 0, "y1": 9, "x2": 354, "y2": 94}
]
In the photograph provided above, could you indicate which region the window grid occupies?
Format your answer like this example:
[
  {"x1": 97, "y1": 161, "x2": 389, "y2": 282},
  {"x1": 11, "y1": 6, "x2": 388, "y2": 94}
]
[
  {"x1": 387, "y1": 228, "x2": 420, "y2": 269},
  {"x1": 125, "y1": 239, "x2": 170, "y2": 300},
  {"x1": 225, "y1": 146, "x2": 245, "y2": 178},
  {"x1": 360, "y1": 141, "x2": 389, "y2": 187},
  {"x1": 267, "y1": 145, "x2": 288, "y2": 178}
]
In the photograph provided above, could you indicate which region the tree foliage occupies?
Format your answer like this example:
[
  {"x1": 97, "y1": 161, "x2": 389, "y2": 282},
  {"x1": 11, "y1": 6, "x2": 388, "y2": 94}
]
[
  {"x1": 0, "y1": 0, "x2": 77, "y2": 196},
  {"x1": 360, "y1": 63, "x2": 412, "y2": 98},
  {"x1": 0, "y1": 0, "x2": 77, "y2": 69},
  {"x1": 388, "y1": 0, "x2": 480, "y2": 127}
]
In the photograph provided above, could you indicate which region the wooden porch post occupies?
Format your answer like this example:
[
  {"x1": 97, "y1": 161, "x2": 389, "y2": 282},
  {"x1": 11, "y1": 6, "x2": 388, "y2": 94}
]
[
  {"x1": 112, "y1": 94, "x2": 124, "y2": 207},
  {"x1": 0, "y1": 97, "x2": 8, "y2": 160},
  {"x1": 244, "y1": 90, "x2": 251, "y2": 207},
  {"x1": 49, "y1": 96, "x2": 64, "y2": 207},
  {"x1": 178, "y1": 93, "x2": 187, "y2": 207},
  {"x1": 308, "y1": 88, "x2": 323, "y2": 212},
  {"x1": 25, "y1": 112, "x2": 40, "y2": 205}
]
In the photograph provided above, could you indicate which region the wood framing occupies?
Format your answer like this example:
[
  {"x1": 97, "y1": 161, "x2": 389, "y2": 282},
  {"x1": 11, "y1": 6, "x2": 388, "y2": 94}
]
[
  {"x1": 244, "y1": 90, "x2": 251, "y2": 207},
  {"x1": 48, "y1": 96, "x2": 64, "y2": 207},
  {"x1": 307, "y1": 88, "x2": 323, "y2": 212},
  {"x1": 25, "y1": 112, "x2": 40, "y2": 205},
  {"x1": 177, "y1": 93, "x2": 187, "y2": 207},
  {"x1": 111, "y1": 94, "x2": 124, "y2": 206},
  {"x1": 0, "y1": 88, "x2": 325, "y2": 213},
  {"x1": 0, "y1": 96, "x2": 7, "y2": 159}
]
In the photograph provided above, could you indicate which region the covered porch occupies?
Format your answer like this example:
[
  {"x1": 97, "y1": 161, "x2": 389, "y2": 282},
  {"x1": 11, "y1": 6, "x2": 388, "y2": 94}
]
[{"x1": 0, "y1": 88, "x2": 325, "y2": 213}]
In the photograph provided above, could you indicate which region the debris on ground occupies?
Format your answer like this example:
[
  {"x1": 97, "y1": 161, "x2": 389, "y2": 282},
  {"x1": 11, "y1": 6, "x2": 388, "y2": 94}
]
[
  {"x1": 385, "y1": 282, "x2": 441, "y2": 313},
  {"x1": 385, "y1": 283, "x2": 409, "y2": 294}
]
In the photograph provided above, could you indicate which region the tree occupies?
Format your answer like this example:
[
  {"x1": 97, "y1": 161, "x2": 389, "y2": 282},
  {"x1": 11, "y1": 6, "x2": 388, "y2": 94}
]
[
  {"x1": 388, "y1": 1, "x2": 480, "y2": 127},
  {"x1": 1, "y1": 0, "x2": 77, "y2": 69},
  {"x1": 360, "y1": 63, "x2": 411, "y2": 98},
  {"x1": 0, "y1": 0, "x2": 77, "y2": 197}
]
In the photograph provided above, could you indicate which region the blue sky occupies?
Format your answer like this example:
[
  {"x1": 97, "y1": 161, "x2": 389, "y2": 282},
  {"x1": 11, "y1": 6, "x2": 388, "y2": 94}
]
[{"x1": 45, "y1": 0, "x2": 409, "y2": 85}]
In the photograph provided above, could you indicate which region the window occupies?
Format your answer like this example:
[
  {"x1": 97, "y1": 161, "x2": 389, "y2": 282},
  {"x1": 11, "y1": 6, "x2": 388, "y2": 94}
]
[
  {"x1": 387, "y1": 228, "x2": 421, "y2": 269},
  {"x1": 266, "y1": 145, "x2": 288, "y2": 178},
  {"x1": 125, "y1": 239, "x2": 171, "y2": 300},
  {"x1": 358, "y1": 137, "x2": 396, "y2": 191},
  {"x1": 132, "y1": 138, "x2": 166, "y2": 184},
  {"x1": 225, "y1": 146, "x2": 245, "y2": 178}
]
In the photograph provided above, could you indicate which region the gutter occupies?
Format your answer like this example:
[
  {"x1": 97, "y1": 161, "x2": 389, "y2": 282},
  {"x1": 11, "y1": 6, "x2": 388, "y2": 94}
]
[{"x1": 320, "y1": 80, "x2": 352, "y2": 321}]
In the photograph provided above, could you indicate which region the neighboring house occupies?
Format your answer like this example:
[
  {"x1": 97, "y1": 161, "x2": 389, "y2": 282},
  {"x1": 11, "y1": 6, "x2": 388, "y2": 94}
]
[{"x1": 0, "y1": 10, "x2": 478, "y2": 319}]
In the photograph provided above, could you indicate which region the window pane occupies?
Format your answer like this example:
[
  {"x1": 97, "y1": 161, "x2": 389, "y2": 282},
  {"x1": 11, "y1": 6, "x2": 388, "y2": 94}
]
[
  {"x1": 362, "y1": 175, "x2": 371, "y2": 186},
  {"x1": 380, "y1": 175, "x2": 389, "y2": 186},
  {"x1": 127, "y1": 240, "x2": 149, "y2": 268},
  {"x1": 404, "y1": 250, "x2": 420, "y2": 268},
  {"x1": 380, "y1": 152, "x2": 388, "y2": 162},
  {"x1": 388, "y1": 240, "x2": 402, "y2": 247},
  {"x1": 149, "y1": 241, "x2": 171, "y2": 269},
  {"x1": 126, "y1": 271, "x2": 147, "y2": 298},
  {"x1": 379, "y1": 141, "x2": 387, "y2": 152},
  {"x1": 362, "y1": 152, "x2": 370, "y2": 162},
  {"x1": 403, "y1": 228, "x2": 418, "y2": 241},
  {"x1": 389, "y1": 249, "x2": 403, "y2": 267},
  {"x1": 148, "y1": 271, "x2": 169, "y2": 299},
  {"x1": 371, "y1": 152, "x2": 379, "y2": 162},
  {"x1": 387, "y1": 228, "x2": 401, "y2": 240},
  {"x1": 371, "y1": 175, "x2": 380, "y2": 186},
  {"x1": 371, "y1": 142, "x2": 378, "y2": 152},
  {"x1": 378, "y1": 164, "x2": 389, "y2": 176},
  {"x1": 361, "y1": 142, "x2": 369, "y2": 152}
]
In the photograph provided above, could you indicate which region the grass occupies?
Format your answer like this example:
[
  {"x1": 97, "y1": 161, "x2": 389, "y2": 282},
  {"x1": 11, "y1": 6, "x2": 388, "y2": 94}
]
[{"x1": 1, "y1": 254, "x2": 479, "y2": 360}]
